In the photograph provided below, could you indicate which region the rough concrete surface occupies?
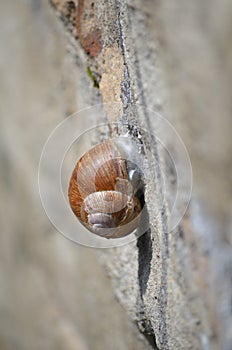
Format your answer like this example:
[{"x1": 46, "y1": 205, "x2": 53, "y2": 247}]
[
  {"x1": 0, "y1": 1, "x2": 152, "y2": 349},
  {"x1": 1, "y1": 0, "x2": 232, "y2": 349}
]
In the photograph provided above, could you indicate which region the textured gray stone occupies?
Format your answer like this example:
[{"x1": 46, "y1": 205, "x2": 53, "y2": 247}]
[
  {"x1": 1, "y1": 0, "x2": 232, "y2": 349},
  {"x1": 0, "y1": 1, "x2": 152, "y2": 349}
]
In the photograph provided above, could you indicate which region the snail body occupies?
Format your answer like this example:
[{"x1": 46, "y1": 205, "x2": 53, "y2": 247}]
[{"x1": 68, "y1": 138, "x2": 144, "y2": 238}]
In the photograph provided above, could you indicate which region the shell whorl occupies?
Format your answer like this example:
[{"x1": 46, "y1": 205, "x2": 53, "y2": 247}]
[{"x1": 68, "y1": 139, "x2": 143, "y2": 238}]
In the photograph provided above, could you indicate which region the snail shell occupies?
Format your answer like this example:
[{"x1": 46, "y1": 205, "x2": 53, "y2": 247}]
[{"x1": 68, "y1": 138, "x2": 144, "y2": 238}]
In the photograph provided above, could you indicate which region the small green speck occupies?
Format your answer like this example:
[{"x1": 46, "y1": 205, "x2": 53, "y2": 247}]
[{"x1": 87, "y1": 66, "x2": 99, "y2": 88}]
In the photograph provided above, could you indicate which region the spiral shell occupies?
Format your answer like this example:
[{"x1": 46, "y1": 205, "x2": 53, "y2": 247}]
[{"x1": 68, "y1": 139, "x2": 143, "y2": 238}]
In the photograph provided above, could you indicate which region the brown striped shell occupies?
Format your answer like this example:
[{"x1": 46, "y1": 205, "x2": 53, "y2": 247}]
[{"x1": 68, "y1": 139, "x2": 143, "y2": 238}]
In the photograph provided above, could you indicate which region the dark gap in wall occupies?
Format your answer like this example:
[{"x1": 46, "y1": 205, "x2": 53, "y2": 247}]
[
  {"x1": 137, "y1": 229, "x2": 152, "y2": 296},
  {"x1": 139, "y1": 321, "x2": 159, "y2": 350},
  {"x1": 137, "y1": 228, "x2": 159, "y2": 349}
]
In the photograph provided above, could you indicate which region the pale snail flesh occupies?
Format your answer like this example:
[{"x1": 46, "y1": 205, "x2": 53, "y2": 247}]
[{"x1": 68, "y1": 138, "x2": 144, "y2": 238}]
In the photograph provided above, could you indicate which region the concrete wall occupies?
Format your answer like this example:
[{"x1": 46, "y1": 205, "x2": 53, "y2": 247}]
[{"x1": 0, "y1": 0, "x2": 232, "y2": 349}]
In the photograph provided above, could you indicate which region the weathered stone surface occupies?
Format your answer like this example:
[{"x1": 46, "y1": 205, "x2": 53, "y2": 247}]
[
  {"x1": 0, "y1": 1, "x2": 152, "y2": 349},
  {"x1": 50, "y1": 1, "x2": 232, "y2": 349},
  {"x1": 1, "y1": 0, "x2": 232, "y2": 349}
]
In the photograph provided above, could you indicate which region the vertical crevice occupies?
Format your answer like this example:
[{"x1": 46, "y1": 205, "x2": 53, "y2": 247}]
[{"x1": 137, "y1": 228, "x2": 159, "y2": 349}]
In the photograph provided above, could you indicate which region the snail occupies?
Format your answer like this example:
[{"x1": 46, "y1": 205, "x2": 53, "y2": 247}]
[{"x1": 68, "y1": 138, "x2": 144, "y2": 238}]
